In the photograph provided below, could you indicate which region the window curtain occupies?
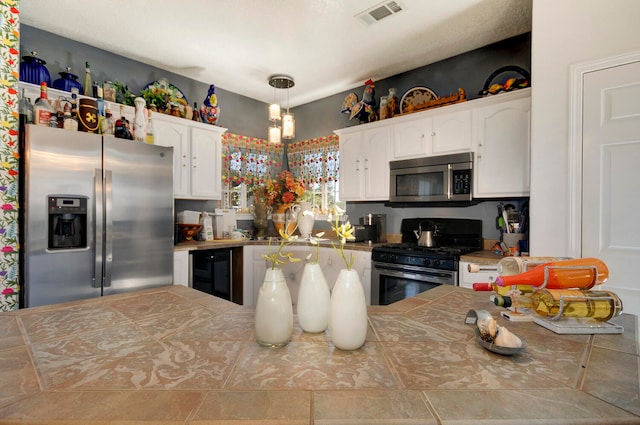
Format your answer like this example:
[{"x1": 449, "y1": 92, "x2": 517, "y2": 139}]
[
  {"x1": 222, "y1": 133, "x2": 284, "y2": 186},
  {"x1": 287, "y1": 134, "x2": 339, "y2": 185}
]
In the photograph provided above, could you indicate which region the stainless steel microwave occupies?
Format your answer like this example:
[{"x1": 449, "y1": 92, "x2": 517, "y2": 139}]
[{"x1": 389, "y1": 152, "x2": 473, "y2": 202}]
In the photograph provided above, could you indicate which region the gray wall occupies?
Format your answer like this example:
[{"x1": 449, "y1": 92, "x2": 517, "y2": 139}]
[
  {"x1": 21, "y1": 25, "x2": 267, "y2": 138},
  {"x1": 22, "y1": 25, "x2": 531, "y2": 240}
]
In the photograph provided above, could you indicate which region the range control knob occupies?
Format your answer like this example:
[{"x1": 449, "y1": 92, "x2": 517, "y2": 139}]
[
  {"x1": 423, "y1": 258, "x2": 431, "y2": 267},
  {"x1": 433, "y1": 259, "x2": 441, "y2": 267}
]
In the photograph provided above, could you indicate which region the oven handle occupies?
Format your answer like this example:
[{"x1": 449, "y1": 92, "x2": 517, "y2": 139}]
[{"x1": 372, "y1": 262, "x2": 455, "y2": 281}]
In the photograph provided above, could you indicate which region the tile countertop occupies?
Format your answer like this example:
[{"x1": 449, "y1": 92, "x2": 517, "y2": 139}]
[
  {"x1": 174, "y1": 239, "x2": 383, "y2": 252},
  {"x1": 1, "y1": 286, "x2": 639, "y2": 424}
]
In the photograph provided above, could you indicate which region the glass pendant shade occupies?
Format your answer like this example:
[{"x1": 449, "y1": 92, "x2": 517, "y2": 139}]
[
  {"x1": 282, "y1": 112, "x2": 295, "y2": 139},
  {"x1": 268, "y1": 125, "x2": 281, "y2": 144},
  {"x1": 268, "y1": 103, "x2": 281, "y2": 121}
]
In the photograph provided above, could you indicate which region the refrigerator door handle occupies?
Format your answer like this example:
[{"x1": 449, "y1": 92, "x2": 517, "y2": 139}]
[
  {"x1": 104, "y1": 169, "x2": 113, "y2": 287},
  {"x1": 93, "y1": 168, "x2": 104, "y2": 288}
]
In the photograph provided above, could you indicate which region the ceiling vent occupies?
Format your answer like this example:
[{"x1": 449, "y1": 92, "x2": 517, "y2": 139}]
[{"x1": 356, "y1": 1, "x2": 404, "y2": 25}]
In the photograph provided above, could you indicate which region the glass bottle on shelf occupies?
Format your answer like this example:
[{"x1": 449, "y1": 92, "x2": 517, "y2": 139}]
[
  {"x1": 495, "y1": 257, "x2": 609, "y2": 289},
  {"x1": 145, "y1": 109, "x2": 154, "y2": 144},
  {"x1": 83, "y1": 62, "x2": 92, "y2": 97},
  {"x1": 34, "y1": 82, "x2": 55, "y2": 126},
  {"x1": 19, "y1": 88, "x2": 34, "y2": 126},
  {"x1": 495, "y1": 289, "x2": 623, "y2": 321},
  {"x1": 467, "y1": 257, "x2": 567, "y2": 276}
]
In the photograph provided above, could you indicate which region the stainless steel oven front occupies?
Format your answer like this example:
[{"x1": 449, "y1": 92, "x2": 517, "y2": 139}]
[{"x1": 371, "y1": 261, "x2": 457, "y2": 305}]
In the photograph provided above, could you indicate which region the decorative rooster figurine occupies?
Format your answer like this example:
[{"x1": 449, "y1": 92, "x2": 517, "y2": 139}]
[{"x1": 346, "y1": 79, "x2": 378, "y2": 123}]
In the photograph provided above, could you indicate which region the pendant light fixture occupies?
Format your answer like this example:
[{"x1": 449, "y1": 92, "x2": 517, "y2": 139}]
[{"x1": 267, "y1": 75, "x2": 295, "y2": 143}]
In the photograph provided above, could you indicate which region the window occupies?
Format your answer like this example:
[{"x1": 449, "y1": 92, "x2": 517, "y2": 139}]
[
  {"x1": 287, "y1": 135, "x2": 342, "y2": 212},
  {"x1": 221, "y1": 133, "x2": 283, "y2": 209},
  {"x1": 222, "y1": 133, "x2": 342, "y2": 212}
]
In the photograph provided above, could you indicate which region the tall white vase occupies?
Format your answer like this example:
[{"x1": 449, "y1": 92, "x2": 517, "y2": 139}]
[
  {"x1": 328, "y1": 269, "x2": 368, "y2": 350},
  {"x1": 297, "y1": 262, "x2": 330, "y2": 333},
  {"x1": 295, "y1": 201, "x2": 315, "y2": 238},
  {"x1": 255, "y1": 268, "x2": 293, "y2": 347}
]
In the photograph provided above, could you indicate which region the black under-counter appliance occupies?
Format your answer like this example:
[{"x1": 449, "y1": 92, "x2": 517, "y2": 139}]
[
  {"x1": 371, "y1": 218, "x2": 482, "y2": 305},
  {"x1": 191, "y1": 249, "x2": 232, "y2": 301}
]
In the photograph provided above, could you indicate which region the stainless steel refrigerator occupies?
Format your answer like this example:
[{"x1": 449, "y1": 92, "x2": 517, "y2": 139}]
[{"x1": 22, "y1": 124, "x2": 174, "y2": 307}]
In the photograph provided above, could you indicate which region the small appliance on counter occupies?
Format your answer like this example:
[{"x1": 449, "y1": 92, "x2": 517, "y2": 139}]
[
  {"x1": 353, "y1": 213, "x2": 386, "y2": 243},
  {"x1": 214, "y1": 208, "x2": 237, "y2": 239}
]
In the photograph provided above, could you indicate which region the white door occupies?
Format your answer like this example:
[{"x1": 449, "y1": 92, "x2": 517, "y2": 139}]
[{"x1": 582, "y1": 60, "x2": 640, "y2": 316}]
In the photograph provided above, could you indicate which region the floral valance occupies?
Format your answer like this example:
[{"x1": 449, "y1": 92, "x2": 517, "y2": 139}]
[
  {"x1": 287, "y1": 134, "x2": 339, "y2": 185},
  {"x1": 222, "y1": 133, "x2": 284, "y2": 186}
]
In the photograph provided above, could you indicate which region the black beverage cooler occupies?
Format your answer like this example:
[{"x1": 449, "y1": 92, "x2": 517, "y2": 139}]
[{"x1": 191, "y1": 249, "x2": 232, "y2": 301}]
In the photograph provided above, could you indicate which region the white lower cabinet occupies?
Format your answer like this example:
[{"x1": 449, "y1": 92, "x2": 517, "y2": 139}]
[
  {"x1": 458, "y1": 261, "x2": 497, "y2": 289},
  {"x1": 243, "y1": 245, "x2": 372, "y2": 307},
  {"x1": 173, "y1": 250, "x2": 190, "y2": 287}
]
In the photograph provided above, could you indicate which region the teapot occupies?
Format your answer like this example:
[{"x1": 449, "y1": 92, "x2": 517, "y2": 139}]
[{"x1": 413, "y1": 222, "x2": 436, "y2": 247}]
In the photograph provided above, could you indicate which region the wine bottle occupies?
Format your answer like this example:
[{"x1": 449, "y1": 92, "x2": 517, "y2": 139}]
[
  {"x1": 531, "y1": 289, "x2": 622, "y2": 321},
  {"x1": 499, "y1": 289, "x2": 623, "y2": 321},
  {"x1": 495, "y1": 257, "x2": 608, "y2": 289},
  {"x1": 472, "y1": 282, "x2": 532, "y2": 297},
  {"x1": 496, "y1": 256, "x2": 570, "y2": 275},
  {"x1": 83, "y1": 62, "x2": 92, "y2": 97},
  {"x1": 34, "y1": 82, "x2": 55, "y2": 126}
]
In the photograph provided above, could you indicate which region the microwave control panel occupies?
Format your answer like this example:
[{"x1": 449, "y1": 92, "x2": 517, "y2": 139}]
[{"x1": 452, "y1": 169, "x2": 472, "y2": 195}]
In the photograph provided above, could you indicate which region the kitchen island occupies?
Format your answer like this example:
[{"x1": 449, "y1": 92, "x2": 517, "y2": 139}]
[{"x1": 1, "y1": 285, "x2": 638, "y2": 424}]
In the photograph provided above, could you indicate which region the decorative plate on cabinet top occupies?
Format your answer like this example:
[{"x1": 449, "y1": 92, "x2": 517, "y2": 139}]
[
  {"x1": 400, "y1": 86, "x2": 438, "y2": 114},
  {"x1": 142, "y1": 80, "x2": 188, "y2": 106}
]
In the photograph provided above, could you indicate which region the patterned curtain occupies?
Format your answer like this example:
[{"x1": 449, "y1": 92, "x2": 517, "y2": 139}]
[
  {"x1": 222, "y1": 133, "x2": 284, "y2": 187},
  {"x1": 287, "y1": 134, "x2": 339, "y2": 185}
]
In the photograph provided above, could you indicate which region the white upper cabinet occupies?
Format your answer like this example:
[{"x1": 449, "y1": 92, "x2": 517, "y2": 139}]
[
  {"x1": 472, "y1": 89, "x2": 531, "y2": 198},
  {"x1": 336, "y1": 126, "x2": 391, "y2": 201},
  {"x1": 432, "y1": 109, "x2": 472, "y2": 154},
  {"x1": 392, "y1": 115, "x2": 432, "y2": 159},
  {"x1": 337, "y1": 88, "x2": 531, "y2": 201},
  {"x1": 153, "y1": 113, "x2": 226, "y2": 200}
]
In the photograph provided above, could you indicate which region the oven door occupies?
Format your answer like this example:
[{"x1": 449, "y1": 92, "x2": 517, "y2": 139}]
[{"x1": 371, "y1": 262, "x2": 457, "y2": 305}]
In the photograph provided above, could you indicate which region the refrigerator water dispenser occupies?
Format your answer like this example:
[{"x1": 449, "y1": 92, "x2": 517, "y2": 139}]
[{"x1": 48, "y1": 196, "x2": 88, "y2": 249}]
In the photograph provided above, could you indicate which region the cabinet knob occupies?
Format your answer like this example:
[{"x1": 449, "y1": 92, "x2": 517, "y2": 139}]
[
  {"x1": 420, "y1": 133, "x2": 425, "y2": 139},
  {"x1": 431, "y1": 132, "x2": 436, "y2": 137}
]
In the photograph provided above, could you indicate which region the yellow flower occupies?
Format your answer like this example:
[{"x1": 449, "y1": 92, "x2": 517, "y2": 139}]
[
  {"x1": 327, "y1": 206, "x2": 354, "y2": 270},
  {"x1": 261, "y1": 224, "x2": 301, "y2": 269}
]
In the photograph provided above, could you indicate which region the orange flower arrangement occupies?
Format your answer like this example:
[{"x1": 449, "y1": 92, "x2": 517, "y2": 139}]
[{"x1": 262, "y1": 170, "x2": 306, "y2": 206}]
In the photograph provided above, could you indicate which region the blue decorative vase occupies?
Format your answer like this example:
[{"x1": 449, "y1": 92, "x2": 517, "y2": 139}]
[
  {"x1": 52, "y1": 68, "x2": 83, "y2": 93},
  {"x1": 20, "y1": 52, "x2": 51, "y2": 86}
]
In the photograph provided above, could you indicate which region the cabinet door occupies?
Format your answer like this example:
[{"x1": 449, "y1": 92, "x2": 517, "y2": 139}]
[
  {"x1": 473, "y1": 96, "x2": 531, "y2": 197},
  {"x1": 173, "y1": 250, "x2": 190, "y2": 287},
  {"x1": 392, "y1": 116, "x2": 432, "y2": 159},
  {"x1": 432, "y1": 109, "x2": 472, "y2": 154},
  {"x1": 338, "y1": 132, "x2": 364, "y2": 200},
  {"x1": 153, "y1": 118, "x2": 190, "y2": 197},
  {"x1": 190, "y1": 126, "x2": 222, "y2": 199},
  {"x1": 362, "y1": 126, "x2": 391, "y2": 200}
]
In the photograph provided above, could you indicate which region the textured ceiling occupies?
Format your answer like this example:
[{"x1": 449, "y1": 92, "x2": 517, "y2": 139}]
[{"x1": 20, "y1": 0, "x2": 532, "y2": 107}]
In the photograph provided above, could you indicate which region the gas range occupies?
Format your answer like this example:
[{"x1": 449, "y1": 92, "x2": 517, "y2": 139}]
[
  {"x1": 371, "y1": 218, "x2": 483, "y2": 305},
  {"x1": 371, "y1": 244, "x2": 478, "y2": 271}
]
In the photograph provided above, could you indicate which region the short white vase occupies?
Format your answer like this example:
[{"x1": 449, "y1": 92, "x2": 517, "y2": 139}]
[
  {"x1": 328, "y1": 269, "x2": 368, "y2": 350},
  {"x1": 297, "y1": 262, "x2": 330, "y2": 333},
  {"x1": 255, "y1": 268, "x2": 293, "y2": 347},
  {"x1": 295, "y1": 201, "x2": 315, "y2": 238}
]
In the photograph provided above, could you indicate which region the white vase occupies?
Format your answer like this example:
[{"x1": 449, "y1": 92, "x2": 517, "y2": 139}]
[
  {"x1": 255, "y1": 268, "x2": 293, "y2": 347},
  {"x1": 297, "y1": 262, "x2": 330, "y2": 333},
  {"x1": 296, "y1": 201, "x2": 315, "y2": 238},
  {"x1": 328, "y1": 269, "x2": 368, "y2": 350}
]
